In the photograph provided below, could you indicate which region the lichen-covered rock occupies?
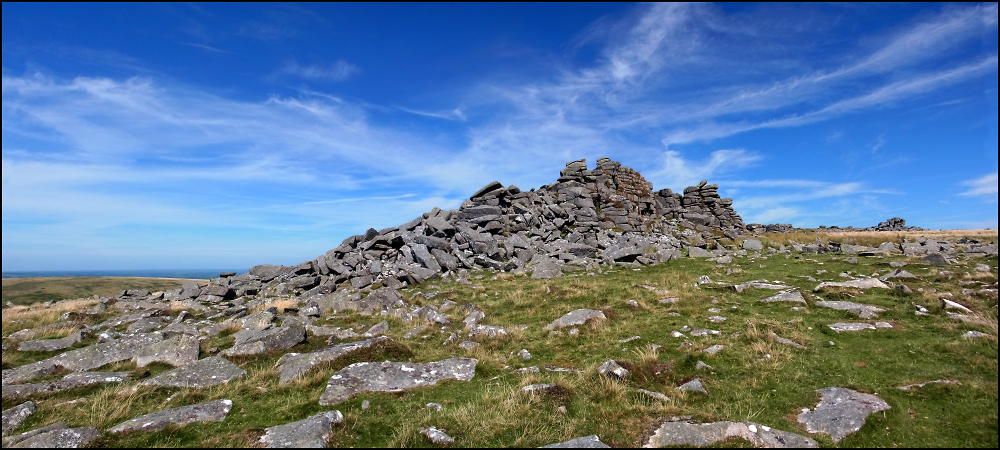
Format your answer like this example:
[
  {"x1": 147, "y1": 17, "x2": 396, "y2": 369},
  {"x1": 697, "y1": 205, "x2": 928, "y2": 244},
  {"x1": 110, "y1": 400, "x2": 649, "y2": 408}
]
[
  {"x1": 5, "y1": 426, "x2": 99, "y2": 449},
  {"x1": 260, "y1": 411, "x2": 344, "y2": 448},
  {"x1": 3, "y1": 372, "x2": 130, "y2": 400},
  {"x1": 643, "y1": 421, "x2": 817, "y2": 448},
  {"x1": 16, "y1": 329, "x2": 84, "y2": 352},
  {"x1": 143, "y1": 357, "x2": 246, "y2": 388},
  {"x1": 223, "y1": 325, "x2": 305, "y2": 357},
  {"x1": 319, "y1": 358, "x2": 477, "y2": 406},
  {"x1": 814, "y1": 279, "x2": 889, "y2": 291},
  {"x1": 543, "y1": 309, "x2": 606, "y2": 331},
  {"x1": 420, "y1": 426, "x2": 454, "y2": 445},
  {"x1": 277, "y1": 337, "x2": 388, "y2": 384},
  {"x1": 2, "y1": 402, "x2": 36, "y2": 437},
  {"x1": 109, "y1": 399, "x2": 233, "y2": 434},
  {"x1": 678, "y1": 379, "x2": 707, "y2": 394},
  {"x1": 541, "y1": 435, "x2": 611, "y2": 448},
  {"x1": 828, "y1": 323, "x2": 876, "y2": 333},
  {"x1": 797, "y1": 387, "x2": 890, "y2": 443},
  {"x1": 598, "y1": 360, "x2": 629, "y2": 380},
  {"x1": 136, "y1": 334, "x2": 200, "y2": 368},
  {"x1": 3, "y1": 333, "x2": 163, "y2": 385}
]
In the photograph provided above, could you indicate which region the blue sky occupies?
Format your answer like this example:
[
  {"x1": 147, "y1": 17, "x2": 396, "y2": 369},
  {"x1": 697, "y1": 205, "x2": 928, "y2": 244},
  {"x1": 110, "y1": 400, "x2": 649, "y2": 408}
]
[{"x1": 2, "y1": 3, "x2": 997, "y2": 271}]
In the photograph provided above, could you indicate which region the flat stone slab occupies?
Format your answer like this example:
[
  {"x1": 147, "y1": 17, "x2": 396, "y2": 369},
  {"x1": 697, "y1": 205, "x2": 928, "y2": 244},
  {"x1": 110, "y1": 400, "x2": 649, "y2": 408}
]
[
  {"x1": 143, "y1": 357, "x2": 246, "y2": 388},
  {"x1": 814, "y1": 279, "x2": 889, "y2": 291},
  {"x1": 2, "y1": 422, "x2": 67, "y2": 448},
  {"x1": 3, "y1": 372, "x2": 130, "y2": 400},
  {"x1": 643, "y1": 421, "x2": 818, "y2": 448},
  {"x1": 3, "y1": 333, "x2": 163, "y2": 385},
  {"x1": 5, "y1": 426, "x2": 99, "y2": 449},
  {"x1": 521, "y1": 384, "x2": 557, "y2": 393},
  {"x1": 760, "y1": 290, "x2": 806, "y2": 304},
  {"x1": 16, "y1": 329, "x2": 83, "y2": 352},
  {"x1": 879, "y1": 269, "x2": 919, "y2": 281},
  {"x1": 815, "y1": 301, "x2": 885, "y2": 319},
  {"x1": 2, "y1": 402, "x2": 36, "y2": 437},
  {"x1": 703, "y1": 345, "x2": 725, "y2": 355},
  {"x1": 542, "y1": 435, "x2": 611, "y2": 448},
  {"x1": 963, "y1": 331, "x2": 992, "y2": 339},
  {"x1": 260, "y1": 411, "x2": 344, "y2": 448},
  {"x1": 319, "y1": 358, "x2": 477, "y2": 406},
  {"x1": 109, "y1": 399, "x2": 233, "y2": 434},
  {"x1": 136, "y1": 334, "x2": 200, "y2": 368},
  {"x1": 544, "y1": 309, "x2": 606, "y2": 331},
  {"x1": 690, "y1": 329, "x2": 720, "y2": 337},
  {"x1": 277, "y1": 337, "x2": 388, "y2": 384},
  {"x1": 797, "y1": 387, "x2": 890, "y2": 443},
  {"x1": 828, "y1": 323, "x2": 877, "y2": 333}
]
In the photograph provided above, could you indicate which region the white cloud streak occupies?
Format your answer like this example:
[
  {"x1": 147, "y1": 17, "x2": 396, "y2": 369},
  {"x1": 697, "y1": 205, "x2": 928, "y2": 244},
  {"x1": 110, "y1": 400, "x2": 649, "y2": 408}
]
[
  {"x1": 960, "y1": 172, "x2": 999, "y2": 198},
  {"x1": 282, "y1": 60, "x2": 359, "y2": 82}
]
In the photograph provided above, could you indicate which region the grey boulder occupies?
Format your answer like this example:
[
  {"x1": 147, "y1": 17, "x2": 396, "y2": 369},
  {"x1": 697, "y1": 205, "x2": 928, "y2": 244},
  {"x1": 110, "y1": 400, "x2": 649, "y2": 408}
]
[
  {"x1": 260, "y1": 411, "x2": 344, "y2": 448},
  {"x1": 598, "y1": 360, "x2": 629, "y2": 380},
  {"x1": 3, "y1": 372, "x2": 129, "y2": 400},
  {"x1": 319, "y1": 358, "x2": 477, "y2": 406},
  {"x1": 643, "y1": 421, "x2": 817, "y2": 448},
  {"x1": 109, "y1": 399, "x2": 233, "y2": 434},
  {"x1": 223, "y1": 325, "x2": 305, "y2": 357},
  {"x1": 678, "y1": 379, "x2": 707, "y2": 394},
  {"x1": 797, "y1": 387, "x2": 890, "y2": 443},
  {"x1": 143, "y1": 356, "x2": 246, "y2": 388},
  {"x1": 814, "y1": 279, "x2": 889, "y2": 291},
  {"x1": 420, "y1": 426, "x2": 454, "y2": 445},
  {"x1": 16, "y1": 329, "x2": 84, "y2": 352}
]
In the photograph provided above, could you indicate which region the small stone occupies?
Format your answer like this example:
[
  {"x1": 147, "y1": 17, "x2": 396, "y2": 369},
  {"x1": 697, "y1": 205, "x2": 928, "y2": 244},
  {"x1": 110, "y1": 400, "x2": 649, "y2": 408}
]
[
  {"x1": 637, "y1": 389, "x2": 670, "y2": 403},
  {"x1": 815, "y1": 301, "x2": 885, "y2": 319},
  {"x1": 898, "y1": 380, "x2": 961, "y2": 391},
  {"x1": 828, "y1": 323, "x2": 877, "y2": 333},
  {"x1": 690, "y1": 329, "x2": 720, "y2": 337},
  {"x1": 458, "y1": 341, "x2": 480, "y2": 350},
  {"x1": 420, "y1": 427, "x2": 454, "y2": 445},
  {"x1": 597, "y1": 360, "x2": 629, "y2": 380},
  {"x1": 759, "y1": 290, "x2": 806, "y2": 304},
  {"x1": 518, "y1": 349, "x2": 532, "y2": 360},
  {"x1": 618, "y1": 336, "x2": 641, "y2": 343},
  {"x1": 695, "y1": 361, "x2": 714, "y2": 371},
  {"x1": 678, "y1": 379, "x2": 707, "y2": 394},
  {"x1": 511, "y1": 367, "x2": 540, "y2": 375},
  {"x1": 659, "y1": 298, "x2": 679, "y2": 304},
  {"x1": 703, "y1": 345, "x2": 725, "y2": 355},
  {"x1": 963, "y1": 331, "x2": 991, "y2": 339},
  {"x1": 671, "y1": 331, "x2": 686, "y2": 338},
  {"x1": 361, "y1": 400, "x2": 370, "y2": 411},
  {"x1": 626, "y1": 300, "x2": 639, "y2": 308},
  {"x1": 708, "y1": 316, "x2": 727, "y2": 323},
  {"x1": 521, "y1": 384, "x2": 557, "y2": 393},
  {"x1": 426, "y1": 403, "x2": 443, "y2": 412},
  {"x1": 942, "y1": 299, "x2": 972, "y2": 313},
  {"x1": 556, "y1": 406, "x2": 568, "y2": 415},
  {"x1": 544, "y1": 309, "x2": 606, "y2": 331}
]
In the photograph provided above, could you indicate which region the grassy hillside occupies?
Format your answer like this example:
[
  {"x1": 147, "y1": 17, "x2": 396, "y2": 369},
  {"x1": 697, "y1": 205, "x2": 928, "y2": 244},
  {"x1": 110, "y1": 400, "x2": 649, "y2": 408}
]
[
  {"x1": 2, "y1": 277, "x2": 200, "y2": 307},
  {"x1": 2, "y1": 231, "x2": 996, "y2": 447}
]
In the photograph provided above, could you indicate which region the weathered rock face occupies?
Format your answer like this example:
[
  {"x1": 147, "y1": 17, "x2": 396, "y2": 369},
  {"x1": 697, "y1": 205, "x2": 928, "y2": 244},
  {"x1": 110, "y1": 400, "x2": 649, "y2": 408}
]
[
  {"x1": 2, "y1": 333, "x2": 164, "y2": 385},
  {"x1": 814, "y1": 301, "x2": 885, "y2": 319},
  {"x1": 544, "y1": 309, "x2": 606, "y2": 331},
  {"x1": 542, "y1": 435, "x2": 611, "y2": 448},
  {"x1": 2, "y1": 372, "x2": 130, "y2": 400},
  {"x1": 109, "y1": 399, "x2": 233, "y2": 434},
  {"x1": 643, "y1": 421, "x2": 818, "y2": 448},
  {"x1": 260, "y1": 411, "x2": 344, "y2": 448},
  {"x1": 136, "y1": 335, "x2": 200, "y2": 368},
  {"x1": 319, "y1": 358, "x2": 478, "y2": 406},
  {"x1": 797, "y1": 387, "x2": 890, "y2": 443},
  {"x1": 143, "y1": 357, "x2": 246, "y2": 388}
]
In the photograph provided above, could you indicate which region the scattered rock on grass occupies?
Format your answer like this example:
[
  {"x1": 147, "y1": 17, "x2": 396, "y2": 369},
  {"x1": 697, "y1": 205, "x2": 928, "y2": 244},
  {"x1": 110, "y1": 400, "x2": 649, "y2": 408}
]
[
  {"x1": 543, "y1": 309, "x2": 606, "y2": 331},
  {"x1": 643, "y1": 420, "x2": 818, "y2": 448},
  {"x1": 772, "y1": 333, "x2": 806, "y2": 349},
  {"x1": 814, "y1": 279, "x2": 889, "y2": 291},
  {"x1": 963, "y1": 331, "x2": 991, "y2": 339},
  {"x1": 828, "y1": 323, "x2": 877, "y2": 333},
  {"x1": 695, "y1": 361, "x2": 714, "y2": 371},
  {"x1": 260, "y1": 411, "x2": 343, "y2": 448},
  {"x1": 420, "y1": 427, "x2": 454, "y2": 445},
  {"x1": 597, "y1": 360, "x2": 629, "y2": 380},
  {"x1": 319, "y1": 358, "x2": 477, "y2": 406},
  {"x1": 678, "y1": 379, "x2": 707, "y2": 394},
  {"x1": 637, "y1": 389, "x2": 670, "y2": 403},
  {"x1": 898, "y1": 380, "x2": 961, "y2": 391},
  {"x1": 814, "y1": 301, "x2": 885, "y2": 319},
  {"x1": 2, "y1": 372, "x2": 130, "y2": 400},
  {"x1": 703, "y1": 345, "x2": 725, "y2": 355},
  {"x1": 759, "y1": 290, "x2": 807, "y2": 304},
  {"x1": 109, "y1": 399, "x2": 233, "y2": 434},
  {"x1": 16, "y1": 329, "x2": 84, "y2": 352},
  {"x1": 143, "y1": 356, "x2": 246, "y2": 388},
  {"x1": 941, "y1": 299, "x2": 972, "y2": 313},
  {"x1": 797, "y1": 387, "x2": 890, "y2": 443},
  {"x1": 690, "y1": 329, "x2": 720, "y2": 337}
]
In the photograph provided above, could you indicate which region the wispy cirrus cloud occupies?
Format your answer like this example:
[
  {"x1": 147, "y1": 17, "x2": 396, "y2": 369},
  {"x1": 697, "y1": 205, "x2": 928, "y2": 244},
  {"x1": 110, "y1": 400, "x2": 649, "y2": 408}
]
[
  {"x1": 281, "y1": 60, "x2": 359, "y2": 82},
  {"x1": 960, "y1": 172, "x2": 998, "y2": 199}
]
